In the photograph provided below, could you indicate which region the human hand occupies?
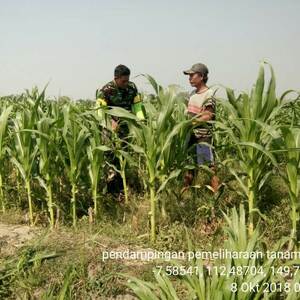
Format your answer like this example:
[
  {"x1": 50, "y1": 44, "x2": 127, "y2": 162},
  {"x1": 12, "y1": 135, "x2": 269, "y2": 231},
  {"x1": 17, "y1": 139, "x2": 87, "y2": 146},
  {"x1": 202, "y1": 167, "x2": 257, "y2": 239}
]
[{"x1": 112, "y1": 119, "x2": 119, "y2": 132}]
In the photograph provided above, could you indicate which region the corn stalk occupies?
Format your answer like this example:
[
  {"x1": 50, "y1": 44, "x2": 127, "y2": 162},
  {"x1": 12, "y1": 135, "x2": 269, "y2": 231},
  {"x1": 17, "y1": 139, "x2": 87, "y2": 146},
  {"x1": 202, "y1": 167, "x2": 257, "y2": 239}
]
[
  {"x1": 277, "y1": 127, "x2": 300, "y2": 250},
  {"x1": 35, "y1": 116, "x2": 59, "y2": 229},
  {"x1": 106, "y1": 77, "x2": 193, "y2": 243},
  {"x1": 86, "y1": 116, "x2": 110, "y2": 219},
  {"x1": 126, "y1": 205, "x2": 289, "y2": 299},
  {"x1": 217, "y1": 62, "x2": 285, "y2": 236},
  {"x1": 0, "y1": 106, "x2": 13, "y2": 212},
  {"x1": 60, "y1": 105, "x2": 89, "y2": 227}
]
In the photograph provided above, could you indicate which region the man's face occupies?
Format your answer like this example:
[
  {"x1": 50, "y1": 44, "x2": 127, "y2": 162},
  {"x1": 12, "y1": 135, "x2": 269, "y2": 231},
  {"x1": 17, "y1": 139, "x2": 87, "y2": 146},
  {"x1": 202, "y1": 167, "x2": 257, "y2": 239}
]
[
  {"x1": 188, "y1": 73, "x2": 203, "y2": 87},
  {"x1": 115, "y1": 75, "x2": 130, "y2": 88}
]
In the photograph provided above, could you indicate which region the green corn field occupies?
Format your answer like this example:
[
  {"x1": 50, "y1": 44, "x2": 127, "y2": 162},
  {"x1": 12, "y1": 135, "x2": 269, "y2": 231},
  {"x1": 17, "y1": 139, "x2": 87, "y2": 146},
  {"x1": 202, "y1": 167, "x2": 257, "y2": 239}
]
[{"x1": 1, "y1": 63, "x2": 300, "y2": 299}]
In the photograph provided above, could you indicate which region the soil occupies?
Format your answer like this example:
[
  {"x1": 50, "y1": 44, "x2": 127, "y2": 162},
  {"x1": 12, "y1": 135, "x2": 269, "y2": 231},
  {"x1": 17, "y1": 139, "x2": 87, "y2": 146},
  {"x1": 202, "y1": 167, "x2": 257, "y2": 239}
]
[{"x1": 0, "y1": 222, "x2": 37, "y2": 257}]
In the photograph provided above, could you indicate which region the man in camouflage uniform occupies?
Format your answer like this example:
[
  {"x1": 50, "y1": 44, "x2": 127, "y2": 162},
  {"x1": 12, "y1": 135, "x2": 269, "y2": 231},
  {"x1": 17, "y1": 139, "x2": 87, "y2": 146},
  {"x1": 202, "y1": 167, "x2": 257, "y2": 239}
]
[
  {"x1": 96, "y1": 64, "x2": 144, "y2": 132},
  {"x1": 95, "y1": 64, "x2": 144, "y2": 200}
]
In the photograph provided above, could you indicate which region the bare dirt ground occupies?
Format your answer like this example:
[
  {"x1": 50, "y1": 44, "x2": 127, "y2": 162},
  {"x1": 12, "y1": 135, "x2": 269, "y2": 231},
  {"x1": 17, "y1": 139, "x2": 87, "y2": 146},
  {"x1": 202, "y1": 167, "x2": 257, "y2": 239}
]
[
  {"x1": 0, "y1": 222, "x2": 141, "y2": 299},
  {"x1": 0, "y1": 222, "x2": 37, "y2": 257}
]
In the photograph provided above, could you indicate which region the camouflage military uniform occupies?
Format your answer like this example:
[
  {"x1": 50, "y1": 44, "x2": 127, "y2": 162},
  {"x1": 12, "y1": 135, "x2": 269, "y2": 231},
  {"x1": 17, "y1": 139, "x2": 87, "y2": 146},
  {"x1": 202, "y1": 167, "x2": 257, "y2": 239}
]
[
  {"x1": 96, "y1": 80, "x2": 143, "y2": 139},
  {"x1": 96, "y1": 80, "x2": 140, "y2": 111}
]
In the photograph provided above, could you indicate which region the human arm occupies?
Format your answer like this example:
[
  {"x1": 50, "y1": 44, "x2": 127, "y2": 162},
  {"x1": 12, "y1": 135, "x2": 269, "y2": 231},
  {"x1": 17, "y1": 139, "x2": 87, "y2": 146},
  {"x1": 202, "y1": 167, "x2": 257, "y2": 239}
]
[
  {"x1": 195, "y1": 96, "x2": 216, "y2": 123},
  {"x1": 95, "y1": 84, "x2": 114, "y2": 107},
  {"x1": 197, "y1": 106, "x2": 214, "y2": 121},
  {"x1": 95, "y1": 84, "x2": 118, "y2": 131},
  {"x1": 132, "y1": 94, "x2": 145, "y2": 120},
  {"x1": 131, "y1": 84, "x2": 145, "y2": 120}
]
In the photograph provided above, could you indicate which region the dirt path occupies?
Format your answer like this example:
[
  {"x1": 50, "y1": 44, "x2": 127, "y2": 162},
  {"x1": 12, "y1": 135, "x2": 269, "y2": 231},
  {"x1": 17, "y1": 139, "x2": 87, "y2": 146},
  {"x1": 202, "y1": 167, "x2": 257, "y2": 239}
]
[{"x1": 0, "y1": 223, "x2": 37, "y2": 257}]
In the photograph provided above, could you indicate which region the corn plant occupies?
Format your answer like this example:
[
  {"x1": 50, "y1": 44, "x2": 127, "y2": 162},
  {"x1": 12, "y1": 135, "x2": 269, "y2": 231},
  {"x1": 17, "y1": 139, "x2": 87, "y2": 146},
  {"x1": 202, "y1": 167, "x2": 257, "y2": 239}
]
[
  {"x1": 35, "y1": 116, "x2": 59, "y2": 229},
  {"x1": 151, "y1": 86, "x2": 192, "y2": 218},
  {"x1": 104, "y1": 108, "x2": 140, "y2": 203},
  {"x1": 285, "y1": 269, "x2": 300, "y2": 300},
  {"x1": 134, "y1": 91, "x2": 192, "y2": 242},
  {"x1": 9, "y1": 88, "x2": 47, "y2": 225},
  {"x1": 107, "y1": 78, "x2": 193, "y2": 242},
  {"x1": 176, "y1": 205, "x2": 285, "y2": 300},
  {"x1": 0, "y1": 106, "x2": 13, "y2": 212},
  {"x1": 94, "y1": 98, "x2": 132, "y2": 204},
  {"x1": 274, "y1": 127, "x2": 300, "y2": 250},
  {"x1": 126, "y1": 270, "x2": 180, "y2": 300},
  {"x1": 126, "y1": 205, "x2": 289, "y2": 299},
  {"x1": 216, "y1": 62, "x2": 292, "y2": 236},
  {"x1": 10, "y1": 110, "x2": 38, "y2": 225},
  {"x1": 86, "y1": 116, "x2": 110, "y2": 219},
  {"x1": 60, "y1": 105, "x2": 90, "y2": 227},
  {"x1": 108, "y1": 129, "x2": 136, "y2": 205},
  {"x1": 274, "y1": 94, "x2": 300, "y2": 127}
]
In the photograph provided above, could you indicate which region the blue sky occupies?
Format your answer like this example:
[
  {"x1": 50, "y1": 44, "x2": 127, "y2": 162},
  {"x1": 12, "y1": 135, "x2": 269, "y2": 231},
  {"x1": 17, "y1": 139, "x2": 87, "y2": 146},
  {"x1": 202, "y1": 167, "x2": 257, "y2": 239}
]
[{"x1": 0, "y1": 0, "x2": 299, "y2": 99}]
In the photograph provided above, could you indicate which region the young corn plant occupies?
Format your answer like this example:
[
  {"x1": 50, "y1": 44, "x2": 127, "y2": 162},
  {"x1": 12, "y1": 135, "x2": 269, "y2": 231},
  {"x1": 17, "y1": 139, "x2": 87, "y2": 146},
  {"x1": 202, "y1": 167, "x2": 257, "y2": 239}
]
[
  {"x1": 9, "y1": 88, "x2": 46, "y2": 225},
  {"x1": 60, "y1": 105, "x2": 90, "y2": 227},
  {"x1": 86, "y1": 117, "x2": 110, "y2": 219},
  {"x1": 152, "y1": 87, "x2": 192, "y2": 219},
  {"x1": 276, "y1": 127, "x2": 300, "y2": 250},
  {"x1": 108, "y1": 128, "x2": 136, "y2": 205},
  {"x1": 126, "y1": 205, "x2": 289, "y2": 299},
  {"x1": 0, "y1": 106, "x2": 13, "y2": 212},
  {"x1": 35, "y1": 116, "x2": 59, "y2": 229},
  {"x1": 95, "y1": 101, "x2": 132, "y2": 205},
  {"x1": 107, "y1": 78, "x2": 193, "y2": 243},
  {"x1": 139, "y1": 94, "x2": 192, "y2": 241},
  {"x1": 216, "y1": 62, "x2": 292, "y2": 236},
  {"x1": 10, "y1": 109, "x2": 38, "y2": 225},
  {"x1": 104, "y1": 109, "x2": 139, "y2": 204},
  {"x1": 274, "y1": 94, "x2": 300, "y2": 127}
]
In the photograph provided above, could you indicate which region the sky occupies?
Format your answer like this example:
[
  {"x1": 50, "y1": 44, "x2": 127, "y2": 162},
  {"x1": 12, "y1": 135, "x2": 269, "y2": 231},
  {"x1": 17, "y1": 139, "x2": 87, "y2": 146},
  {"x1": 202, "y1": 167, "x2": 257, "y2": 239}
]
[{"x1": 0, "y1": 0, "x2": 299, "y2": 99}]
